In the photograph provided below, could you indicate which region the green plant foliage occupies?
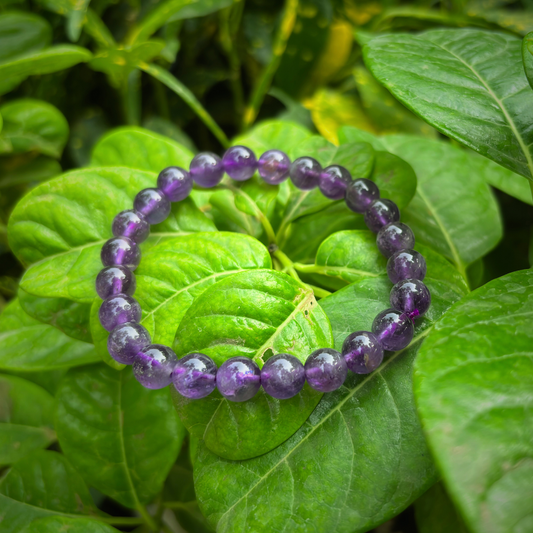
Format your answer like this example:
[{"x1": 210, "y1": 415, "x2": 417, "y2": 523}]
[
  {"x1": 0, "y1": 13, "x2": 51, "y2": 63},
  {"x1": 28, "y1": 516, "x2": 120, "y2": 533},
  {"x1": 523, "y1": 31, "x2": 533, "y2": 89}
]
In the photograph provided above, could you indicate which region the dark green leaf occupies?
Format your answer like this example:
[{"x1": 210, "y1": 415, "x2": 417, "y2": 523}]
[
  {"x1": 0, "y1": 155, "x2": 61, "y2": 189},
  {"x1": 414, "y1": 269, "x2": 533, "y2": 533},
  {"x1": 172, "y1": 269, "x2": 332, "y2": 460},
  {"x1": 5, "y1": 368, "x2": 68, "y2": 396},
  {"x1": 523, "y1": 31, "x2": 533, "y2": 90},
  {"x1": 0, "y1": 12, "x2": 51, "y2": 63},
  {"x1": 143, "y1": 116, "x2": 196, "y2": 152},
  {"x1": 66, "y1": 0, "x2": 91, "y2": 41},
  {"x1": 28, "y1": 516, "x2": 120, "y2": 533}
]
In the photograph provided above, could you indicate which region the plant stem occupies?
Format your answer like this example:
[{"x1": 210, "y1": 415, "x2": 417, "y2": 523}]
[
  {"x1": 121, "y1": 70, "x2": 141, "y2": 125},
  {"x1": 241, "y1": 0, "x2": 299, "y2": 130},
  {"x1": 530, "y1": 180, "x2": 533, "y2": 204},
  {"x1": 136, "y1": 504, "x2": 158, "y2": 531},
  {"x1": 293, "y1": 263, "x2": 323, "y2": 274},
  {"x1": 306, "y1": 284, "x2": 332, "y2": 299}
]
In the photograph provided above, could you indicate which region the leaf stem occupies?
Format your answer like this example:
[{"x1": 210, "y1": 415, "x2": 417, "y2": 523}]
[{"x1": 136, "y1": 504, "x2": 158, "y2": 531}]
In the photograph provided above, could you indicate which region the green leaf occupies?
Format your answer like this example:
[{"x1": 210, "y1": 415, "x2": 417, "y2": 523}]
[
  {"x1": 0, "y1": 299, "x2": 98, "y2": 371},
  {"x1": 192, "y1": 251, "x2": 468, "y2": 532},
  {"x1": 0, "y1": 99, "x2": 68, "y2": 158},
  {"x1": 364, "y1": 29, "x2": 533, "y2": 179},
  {"x1": 0, "y1": 155, "x2": 61, "y2": 189},
  {"x1": 414, "y1": 269, "x2": 533, "y2": 533},
  {"x1": 172, "y1": 269, "x2": 332, "y2": 460},
  {"x1": 28, "y1": 516, "x2": 120, "y2": 533},
  {"x1": 523, "y1": 31, "x2": 533, "y2": 90},
  {"x1": 66, "y1": 0, "x2": 91, "y2": 41},
  {"x1": 0, "y1": 12, "x2": 51, "y2": 63},
  {"x1": 55, "y1": 364, "x2": 185, "y2": 508},
  {"x1": 143, "y1": 115, "x2": 196, "y2": 152},
  {"x1": 0, "y1": 450, "x2": 98, "y2": 533},
  {"x1": 0, "y1": 374, "x2": 55, "y2": 465}
]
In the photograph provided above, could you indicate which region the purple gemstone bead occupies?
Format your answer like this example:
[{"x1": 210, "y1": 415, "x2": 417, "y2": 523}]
[
  {"x1": 190, "y1": 152, "x2": 224, "y2": 188},
  {"x1": 377, "y1": 222, "x2": 416, "y2": 258},
  {"x1": 96, "y1": 266, "x2": 136, "y2": 300},
  {"x1": 133, "y1": 188, "x2": 171, "y2": 225},
  {"x1": 173, "y1": 353, "x2": 217, "y2": 399},
  {"x1": 258, "y1": 149, "x2": 290, "y2": 184},
  {"x1": 390, "y1": 279, "x2": 431, "y2": 319},
  {"x1": 222, "y1": 145, "x2": 257, "y2": 181},
  {"x1": 99, "y1": 293, "x2": 142, "y2": 332},
  {"x1": 112, "y1": 210, "x2": 150, "y2": 243},
  {"x1": 319, "y1": 165, "x2": 351, "y2": 200},
  {"x1": 108, "y1": 322, "x2": 151, "y2": 364},
  {"x1": 133, "y1": 344, "x2": 178, "y2": 389},
  {"x1": 342, "y1": 331, "x2": 384, "y2": 374},
  {"x1": 372, "y1": 308, "x2": 414, "y2": 351},
  {"x1": 289, "y1": 156, "x2": 321, "y2": 190},
  {"x1": 261, "y1": 353, "x2": 305, "y2": 400},
  {"x1": 101, "y1": 237, "x2": 141, "y2": 271},
  {"x1": 157, "y1": 167, "x2": 193, "y2": 202},
  {"x1": 364, "y1": 199, "x2": 400, "y2": 233},
  {"x1": 304, "y1": 348, "x2": 347, "y2": 393},
  {"x1": 217, "y1": 356, "x2": 261, "y2": 402},
  {"x1": 345, "y1": 179, "x2": 380, "y2": 213},
  {"x1": 387, "y1": 249, "x2": 427, "y2": 284}
]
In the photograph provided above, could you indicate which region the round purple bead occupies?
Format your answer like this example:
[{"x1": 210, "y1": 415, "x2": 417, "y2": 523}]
[
  {"x1": 319, "y1": 165, "x2": 351, "y2": 200},
  {"x1": 112, "y1": 210, "x2": 150, "y2": 243},
  {"x1": 173, "y1": 353, "x2": 217, "y2": 399},
  {"x1": 190, "y1": 152, "x2": 224, "y2": 188},
  {"x1": 387, "y1": 249, "x2": 427, "y2": 284},
  {"x1": 157, "y1": 167, "x2": 193, "y2": 202},
  {"x1": 217, "y1": 356, "x2": 261, "y2": 402},
  {"x1": 101, "y1": 237, "x2": 141, "y2": 271},
  {"x1": 377, "y1": 222, "x2": 416, "y2": 258},
  {"x1": 133, "y1": 188, "x2": 171, "y2": 225},
  {"x1": 342, "y1": 331, "x2": 384, "y2": 374},
  {"x1": 390, "y1": 279, "x2": 431, "y2": 319},
  {"x1": 364, "y1": 199, "x2": 400, "y2": 233},
  {"x1": 96, "y1": 266, "x2": 136, "y2": 300},
  {"x1": 304, "y1": 348, "x2": 347, "y2": 393},
  {"x1": 372, "y1": 308, "x2": 414, "y2": 351},
  {"x1": 258, "y1": 149, "x2": 290, "y2": 184},
  {"x1": 289, "y1": 156, "x2": 321, "y2": 190},
  {"x1": 107, "y1": 322, "x2": 151, "y2": 364},
  {"x1": 222, "y1": 145, "x2": 257, "y2": 181},
  {"x1": 345, "y1": 179, "x2": 380, "y2": 213},
  {"x1": 99, "y1": 293, "x2": 142, "y2": 332},
  {"x1": 261, "y1": 353, "x2": 305, "y2": 400},
  {"x1": 133, "y1": 344, "x2": 178, "y2": 389}
]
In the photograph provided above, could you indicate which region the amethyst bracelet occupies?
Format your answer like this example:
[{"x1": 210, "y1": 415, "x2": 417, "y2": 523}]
[{"x1": 96, "y1": 145, "x2": 431, "y2": 402}]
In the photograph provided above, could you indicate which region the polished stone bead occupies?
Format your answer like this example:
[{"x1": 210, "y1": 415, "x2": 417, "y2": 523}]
[
  {"x1": 345, "y1": 179, "x2": 380, "y2": 213},
  {"x1": 364, "y1": 199, "x2": 400, "y2": 233},
  {"x1": 261, "y1": 353, "x2": 305, "y2": 400},
  {"x1": 377, "y1": 222, "x2": 415, "y2": 258},
  {"x1": 342, "y1": 331, "x2": 384, "y2": 374},
  {"x1": 96, "y1": 266, "x2": 136, "y2": 300},
  {"x1": 157, "y1": 166, "x2": 193, "y2": 202},
  {"x1": 372, "y1": 308, "x2": 414, "y2": 351},
  {"x1": 289, "y1": 156, "x2": 321, "y2": 190},
  {"x1": 112, "y1": 210, "x2": 150, "y2": 243},
  {"x1": 222, "y1": 145, "x2": 257, "y2": 181},
  {"x1": 173, "y1": 353, "x2": 217, "y2": 399},
  {"x1": 258, "y1": 149, "x2": 290, "y2": 184},
  {"x1": 133, "y1": 344, "x2": 178, "y2": 389},
  {"x1": 390, "y1": 279, "x2": 431, "y2": 319},
  {"x1": 190, "y1": 152, "x2": 224, "y2": 188},
  {"x1": 387, "y1": 249, "x2": 427, "y2": 284},
  {"x1": 217, "y1": 356, "x2": 261, "y2": 402},
  {"x1": 304, "y1": 348, "x2": 347, "y2": 392},
  {"x1": 99, "y1": 293, "x2": 142, "y2": 332},
  {"x1": 107, "y1": 322, "x2": 151, "y2": 364},
  {"x1": 319, "y1": 165, "x2": 351, "y2": 200},
  {"x1": 133, "y1": 188, "x2": 171, "y2": 225},
  {"x1": 101, "y1": 237, "x2": 141, "y2": 271}
]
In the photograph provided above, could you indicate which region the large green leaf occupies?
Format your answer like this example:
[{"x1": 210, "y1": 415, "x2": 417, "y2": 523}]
[
  {"x1": 28, "y1": 516, "x2": 119, "y2": 533},
  {"x1": 192, "y1": 247, "x2": 468, "y2": 532},
  {"x1": 364, "y1": 29, "x2": 533, "y2": 179},
  {"x1": 523, "y1": 32, "x2": 533, "y2": 90},
  {"x1": 55, "y1": 364, "x2": 185, "y2": 508},
  {"x1": 172, "y1": 269, "x2": 331, "y2": 460},
  {"x1": 414, "y1": 269, "x2": 533, "y2": 533},
  {"x1": 0, "y1": 12, "x2": 51, "y2": 63},
  {"x1": 0, "y1": 374, "x2": 55, "y2": 465},
  {"x1": 0, "y1": 299, "x2": 98, "y2": 371}
]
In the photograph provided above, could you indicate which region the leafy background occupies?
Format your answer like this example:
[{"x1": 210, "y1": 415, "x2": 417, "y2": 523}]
[{"x1": 0, "y1": 0, "x2": 532, "y2": 531}]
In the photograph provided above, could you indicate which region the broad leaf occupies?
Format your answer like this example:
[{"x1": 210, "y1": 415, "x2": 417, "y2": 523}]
[
  {"x1": 0, "y1": 12, "x2": 51, "y2": 63},
  {"x1": 414, "y1": 269, "x2": 533, "y2": 533},
  {"x1": 523, "y1": 32, "x2": 533, "y2": 90},
  {"x1": 0, "y1": 299, "x2": 98, "y2": 371},
  {"x1": 55, "y1": 364, "x2": 185, "y2": 508},
  {"x1": 0, "y1": 374, "x2": 55, "y2": 465},
  {"x1": 29, "y1": 517, "x2": 119, "y2": 533},
  {"x1": 172, "y1": 269, "x2": 332, "y2": 460},
  {"x1": 364, "y1": 29, "x2": 533, "y2": 179}
]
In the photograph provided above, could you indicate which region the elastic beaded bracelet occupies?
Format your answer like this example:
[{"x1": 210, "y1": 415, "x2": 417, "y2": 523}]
[{"x1": 96, "y1": 145, "x2": 431, "y2": 402}]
